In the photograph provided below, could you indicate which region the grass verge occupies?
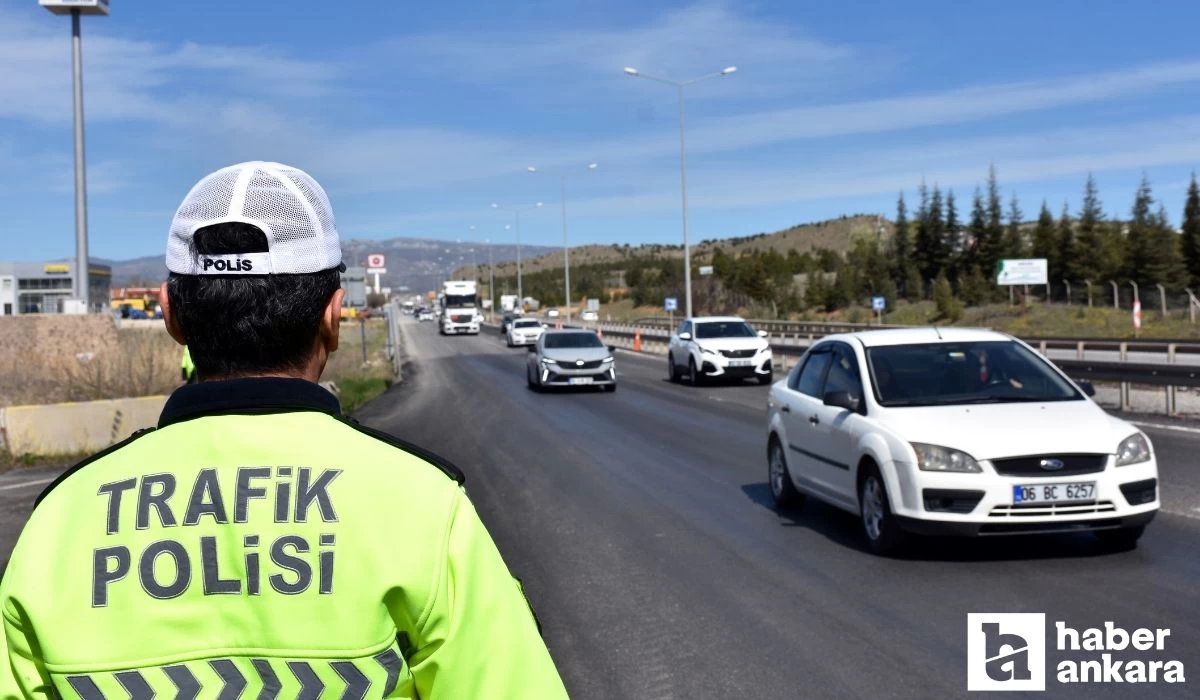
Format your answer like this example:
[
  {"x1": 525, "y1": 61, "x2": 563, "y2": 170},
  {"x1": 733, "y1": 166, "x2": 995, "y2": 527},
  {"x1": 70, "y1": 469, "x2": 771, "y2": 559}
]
[{"x1": 336, "y1": 376, "x2": 392, "y2": 415}]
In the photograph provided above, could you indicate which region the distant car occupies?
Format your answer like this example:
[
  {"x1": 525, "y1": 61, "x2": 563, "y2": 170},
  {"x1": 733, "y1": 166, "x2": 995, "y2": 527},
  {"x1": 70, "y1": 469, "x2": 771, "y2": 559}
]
[
  {"x1": 500, "y1": 312, "x2": 521, "y2": 335},
  {"x1": 580, "y1": 310, "x2": 599, "y2": 322},
  {"x1": 508, "y1": 318, "x2": 546, "y2": 347},
  {"x1": 546, "y1": 309, "x2": 561, "y2": 318},
  {"x1": 766, "y1": 328, "x2": 1159, "y2": 556},
  {"x1": 417, "y1": 308, "x2": 435, "y2": 322},
  {"x1": 668, "y1": 316, "x2": 772, "y2": 386},
  {"x1": 527, "y1": 330, "x2": 616, "y2": 392}
]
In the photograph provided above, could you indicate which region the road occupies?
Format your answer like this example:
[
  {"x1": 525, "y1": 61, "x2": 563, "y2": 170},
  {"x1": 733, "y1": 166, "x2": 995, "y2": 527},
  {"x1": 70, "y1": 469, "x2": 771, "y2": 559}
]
[
  {"x1": 1, "y1": 323, "x2": 1197, "y2": 697},
  {"x1": 356, "y1": 320, "x2": 1200, "y2": 698}
]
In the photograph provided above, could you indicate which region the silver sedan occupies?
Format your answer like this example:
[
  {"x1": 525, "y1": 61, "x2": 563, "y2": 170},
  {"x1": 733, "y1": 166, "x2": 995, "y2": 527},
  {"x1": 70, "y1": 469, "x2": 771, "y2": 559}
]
[{"x1": 527, "y1": 330, "x2": 617, "y2": 392}]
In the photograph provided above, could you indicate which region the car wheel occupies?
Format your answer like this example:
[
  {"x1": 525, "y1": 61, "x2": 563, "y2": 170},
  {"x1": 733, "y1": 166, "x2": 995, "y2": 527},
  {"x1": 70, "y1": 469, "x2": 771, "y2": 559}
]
[
  {"x1": 1094, "y1": 525, "x2": 1145, "y2": 551},
  {"x1": 768, "y1": 438, "x2": 803, "y2": 509},
  {"x1": 527, "y1": 367, "x2": 541, "y2": 392},
  {"x1": 858, "y1": 463, "x2": 909, "y2": 557},
  {"x1": 667, "y1": 353, "x2": 679, "y2": 382},
  {"x1": 757, "y1": 371, "x2": 774, "y2": 386},
  {"x1": 688, "y1": 357, "x2": 701, "y2": 387}
]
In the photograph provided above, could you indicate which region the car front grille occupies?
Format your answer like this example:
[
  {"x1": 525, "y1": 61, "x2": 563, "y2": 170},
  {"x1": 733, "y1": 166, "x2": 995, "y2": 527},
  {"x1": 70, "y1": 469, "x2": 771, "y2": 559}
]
[
  {"x1": 990, "y1": 454, "x2": 1107, "y2": 477},
  {"x1": 988, "y1": 500, "x2": 1116, "y2": 517},
  {"x1": 719, "y1": 348, "x2": 757, "y2": 359},
  {"x1": 558, "y1": 359, "x2": 604, "y2": 370},
  {"x1": 451, "y1": 315, "x2": 472, "y2": 323}
]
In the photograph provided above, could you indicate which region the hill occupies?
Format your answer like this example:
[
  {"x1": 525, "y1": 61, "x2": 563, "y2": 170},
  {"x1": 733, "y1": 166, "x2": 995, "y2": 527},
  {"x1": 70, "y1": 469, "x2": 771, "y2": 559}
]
[
  {"x1": 467, "y1": 214, "x2": 891, "y2": 278},
  {"x1": 103, "y1": 237, "x2": 553, "y2": 293}
]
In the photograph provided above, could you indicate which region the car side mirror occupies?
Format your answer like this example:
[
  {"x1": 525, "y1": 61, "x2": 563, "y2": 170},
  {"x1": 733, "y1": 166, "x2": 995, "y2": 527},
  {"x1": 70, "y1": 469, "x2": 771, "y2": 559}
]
[
  {"x1": 607, "y1": 345, "x2": 616, "y2": 353},
  {"x1": 1079, "y1": 380, "x2": 1096, "y2": 397},
  {"x1": 679, "y1": 332, "x2": 692, "y2": 341},
  {"x1": 757, "y1": 330, "x2": 768, "y2": 338},
  {"x1": 527, "y1": 344, "x2": 538, "y2": 352},
  {"x1": 823, "y1": 390, "x2": 860, "y2": 413}
]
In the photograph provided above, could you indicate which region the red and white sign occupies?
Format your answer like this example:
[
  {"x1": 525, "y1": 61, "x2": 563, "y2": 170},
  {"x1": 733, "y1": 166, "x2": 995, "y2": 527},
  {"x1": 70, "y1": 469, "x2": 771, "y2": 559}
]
[
  {"x1": 1133, "y1": 299, "x2": 1142, "y2": 329},
  {"x1": 367, "y1": 254, "x2": 385, "y2": 269}
]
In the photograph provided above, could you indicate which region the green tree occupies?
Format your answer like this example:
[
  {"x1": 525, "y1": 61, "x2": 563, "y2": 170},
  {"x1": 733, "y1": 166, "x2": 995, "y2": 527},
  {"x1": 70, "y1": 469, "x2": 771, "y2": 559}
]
[
  {"x1": 1056, "y1": 203, "x2": 1077, "y2": 282},
  {"x1": 1182, "y1": 174, "x2": 1200, "y2": 287},
  {"x1": 805, "y1": 272, "x2": 829, "y2": 310},
  {"x1": 903, "y1": 264, "x2": 923, "y2": 302},
  {"x1": 915, "y1": 186, "x2": 945, "y2": 280},
  {"x1": 981, "y1": 165, "x2": 1005, "y2": 273},
  {"x1": 891, "y1": 192, "x2": 912, "y2": 291},
  {"x1": 1074, "y1": 174, "x2": 1105, "y2": 282},
  {"x1": 1031, "y1": 201, "x2": 1058, "y2": 284},
  {"x1": 967, "y1": 187, "x2": 987, "y2": 263},
  {"x1": 1003, "y1": 194, "x2": 1025, "y2": 258},
  {"x1": 933, "y1": 271, "x2": 962, "y2": 322},
  {"x1": 959, "y1": 265, "x2": 989, "y2": 307},
  {"x1": 944, "y1": 189, "x2": 961, "y2": 282},
  {"x1": 1123, "y1": 177, "x2": 1185, "y2": 292}
]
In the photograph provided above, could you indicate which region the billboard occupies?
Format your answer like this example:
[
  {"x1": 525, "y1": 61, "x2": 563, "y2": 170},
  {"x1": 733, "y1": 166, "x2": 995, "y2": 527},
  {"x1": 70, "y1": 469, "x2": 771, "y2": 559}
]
[
  {"x1": 996, "y1": 259, "x2": 1048, "y2": 286},
  {"x1": 39, "y1": 0, "x2": 110, "y2": 16}
]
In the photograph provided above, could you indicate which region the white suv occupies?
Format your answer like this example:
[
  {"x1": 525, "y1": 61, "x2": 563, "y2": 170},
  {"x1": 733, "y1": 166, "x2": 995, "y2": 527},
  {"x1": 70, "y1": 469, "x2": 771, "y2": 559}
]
[
  {"x1": 766, "y1": 327, "x2": 1158, "y2": 556},
  {"x1": 668, "y1": 316, "x2": 773, "y2": 385}
]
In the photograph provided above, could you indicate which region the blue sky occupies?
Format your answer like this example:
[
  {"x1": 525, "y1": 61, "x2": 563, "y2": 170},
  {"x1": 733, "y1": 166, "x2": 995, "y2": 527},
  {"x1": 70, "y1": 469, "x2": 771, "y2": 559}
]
[{"x1": 5, "y1": 0, "x2": 1200, "y2": 262}]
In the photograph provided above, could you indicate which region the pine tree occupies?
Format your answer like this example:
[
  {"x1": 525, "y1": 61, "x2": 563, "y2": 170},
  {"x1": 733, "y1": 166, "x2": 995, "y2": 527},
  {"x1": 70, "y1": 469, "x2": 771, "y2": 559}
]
[
  {"x1": 1056, "y1": 203, "x2": 1076, "y2": 282},
  {"x1": 944, "y1": 189, "x2": 961, "y2": 281},
  {"x1": 916, "y1": 186, "x2": 945, "y2": 280},
  {"x1": 1075, "y1": 174, "x2": 1105, "y2": 283},
  {"x1": 1032, "y1": 201, "x2": 1058, "y2": 283},
  {"x1": 914, "y1": 183, "x2": 932, "y2": 280},
  {"x1": 1123, "y1": 177, "x2": 1185, "y2": 293},
  {"x1": 968, "y1": 187, "x2": 987, "y2": 259},
  {"x1": 1182, "y1": 174, "x2": 1200, "y2": 287},
  {"x1": 933, "y1": 271, "x2": 961, "y2": 322},
  {"x1": 1004, "y1": 194, "x2": 1025, "y2": 258},
  {"x1": 903, "y1": 264, "x2": 922, "y2": 302},
  {"x1": 982, "y1": 165, "x2": 1005, "y2": 273},
  {"x1": 1152, "y1": 203, "x2": 1187, "y2": 292},
  {"x1": 891, "y1": 193, "x2": 912, "y2": 290}
]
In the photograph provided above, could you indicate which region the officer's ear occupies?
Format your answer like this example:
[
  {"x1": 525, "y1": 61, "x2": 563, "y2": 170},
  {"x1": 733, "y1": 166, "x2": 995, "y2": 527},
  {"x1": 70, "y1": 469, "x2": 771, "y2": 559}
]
[
  {"x1": 321, "y1": 287, "x2": 345, "y2": 353},
  {"x1": 160, "y1": 282, "x2": 186, "y2": 346}
]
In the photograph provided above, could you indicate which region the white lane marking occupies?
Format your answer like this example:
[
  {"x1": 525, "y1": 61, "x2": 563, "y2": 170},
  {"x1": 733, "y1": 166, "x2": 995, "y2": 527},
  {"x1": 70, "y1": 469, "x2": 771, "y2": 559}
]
[
  {"x1": 0, "y1": 477, "x2": 54, "y2": 492},
  {"x1": 1129, "y1": 421, "x2": 1200, "y2": 435},
  {"x1": 1163, "y1": 508, "x2": 1200, "y2": 521}
]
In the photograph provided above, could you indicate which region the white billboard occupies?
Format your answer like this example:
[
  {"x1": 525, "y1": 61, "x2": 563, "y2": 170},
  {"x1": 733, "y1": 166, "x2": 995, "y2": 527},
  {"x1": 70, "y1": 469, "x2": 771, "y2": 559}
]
[
  {"x1": 996, "y1": 259, "x2": 1048, "y2": 286},
  {"x1": 40, "y1": 0, "x2": 110, "y2": 16}
]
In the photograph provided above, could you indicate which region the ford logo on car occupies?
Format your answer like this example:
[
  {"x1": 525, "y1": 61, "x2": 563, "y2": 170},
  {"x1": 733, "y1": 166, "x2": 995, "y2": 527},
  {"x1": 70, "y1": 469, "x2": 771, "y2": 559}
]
[{"x1": 1039, "y1": 458, "x2": 1065, "y2": 471}]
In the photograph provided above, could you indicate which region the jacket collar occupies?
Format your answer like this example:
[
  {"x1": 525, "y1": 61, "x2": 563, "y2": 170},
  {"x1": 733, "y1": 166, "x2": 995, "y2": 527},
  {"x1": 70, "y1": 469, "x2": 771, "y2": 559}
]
[{"x1": 159, "y1": 377, "x2": 341, "y2": 428}]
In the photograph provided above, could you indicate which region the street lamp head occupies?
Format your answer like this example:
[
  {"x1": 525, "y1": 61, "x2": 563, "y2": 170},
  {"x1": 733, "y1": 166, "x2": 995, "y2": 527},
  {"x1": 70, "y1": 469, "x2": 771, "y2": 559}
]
[
  {"x1": 623, "y1": 67, "x2": 639, "y2": 76},
  {"x1": 721, "y1": 66, "x2": 738, "y2": 75},
  {"x1": 40, "y1": 0, "x2": 110, "y2": 16}
]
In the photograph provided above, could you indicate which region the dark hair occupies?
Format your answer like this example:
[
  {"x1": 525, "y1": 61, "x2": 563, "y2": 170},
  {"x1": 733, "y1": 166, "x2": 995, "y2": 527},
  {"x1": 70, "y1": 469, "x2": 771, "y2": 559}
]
[{"x1": 167, "y1": 222, "x2": 341, "y2": 379}]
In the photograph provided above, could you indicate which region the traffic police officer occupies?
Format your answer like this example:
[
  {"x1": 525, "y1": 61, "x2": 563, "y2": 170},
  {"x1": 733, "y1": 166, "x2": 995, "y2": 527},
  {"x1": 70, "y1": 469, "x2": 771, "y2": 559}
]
[{"x1": 0, "y1": 162, "x2": 568, "y2": 699}]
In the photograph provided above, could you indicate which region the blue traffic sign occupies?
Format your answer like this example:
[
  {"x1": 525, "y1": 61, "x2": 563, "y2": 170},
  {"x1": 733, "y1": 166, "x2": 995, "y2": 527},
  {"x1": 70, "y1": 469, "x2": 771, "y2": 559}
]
[
  {"x1": 665, "y1": 297, "x2": 678, "y2": 312},
  {"x1": 871, "y1": 296, "x2": 886, "y2": 312}
]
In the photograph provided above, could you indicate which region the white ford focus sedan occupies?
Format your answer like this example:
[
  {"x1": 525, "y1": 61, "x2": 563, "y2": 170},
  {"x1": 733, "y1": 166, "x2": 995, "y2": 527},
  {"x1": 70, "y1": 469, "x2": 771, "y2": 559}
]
[{"x1": 766, "y1": 328, "x2": 1158, "y2": 556}]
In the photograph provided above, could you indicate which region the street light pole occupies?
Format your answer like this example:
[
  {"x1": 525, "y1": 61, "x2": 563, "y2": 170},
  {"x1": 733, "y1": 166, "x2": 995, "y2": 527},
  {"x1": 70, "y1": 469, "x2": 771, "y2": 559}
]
[
  {"x1": 491, "y1": 202, "x2": 543, "y2": 305},
  {"x1": 487, "y1": 238, "x2": 495, "y2": 321},
  {"x1": 528, "y1": 163, "x2": 597, "y2": 322},
  {"x1": 624, "y1": 65, "x2": 736, "y2": 319},
  {"x1": 42, "y1": 2, "x2": 109, "y2": 311}
]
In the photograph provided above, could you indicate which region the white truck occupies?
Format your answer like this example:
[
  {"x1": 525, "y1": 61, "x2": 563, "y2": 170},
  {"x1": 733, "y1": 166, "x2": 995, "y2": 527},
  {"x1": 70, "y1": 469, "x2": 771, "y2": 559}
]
[
  {"x1": 440, "y1": 280, "x2": 481, "y2": 335},
  {"x1": 500, "y1": 294, "x2": 519, "y2": 313}
]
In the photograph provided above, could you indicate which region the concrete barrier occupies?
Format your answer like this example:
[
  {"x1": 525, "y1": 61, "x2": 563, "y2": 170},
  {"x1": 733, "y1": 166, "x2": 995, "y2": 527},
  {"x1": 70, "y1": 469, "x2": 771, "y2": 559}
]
[{"x1": 0, "y1": 396, "x2": 166, "y2": 456}]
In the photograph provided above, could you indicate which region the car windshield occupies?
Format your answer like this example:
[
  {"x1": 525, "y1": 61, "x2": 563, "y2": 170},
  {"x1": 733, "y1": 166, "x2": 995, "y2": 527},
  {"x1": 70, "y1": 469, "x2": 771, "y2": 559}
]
[
  {"x1": 695, "y1": 321, "x2": 756, "y2": 339},
  {"x1": 544, "y1": 332, "x2": 604, "y2": 349},
  {"x1": 867, "y1": 341, "x2": 1081, "y2": 407},
  {"x1": 515, "y1": 320, "x2": 541, "y2": 328}
]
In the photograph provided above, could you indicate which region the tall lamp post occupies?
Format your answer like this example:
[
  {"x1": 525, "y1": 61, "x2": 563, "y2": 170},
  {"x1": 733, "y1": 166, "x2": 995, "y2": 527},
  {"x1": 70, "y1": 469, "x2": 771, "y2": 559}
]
[
  {"x1": 491, "y1": 202, "x2": 543, "y2": 304},
  {"x1": 624, "y1": 64, "x2": 736, "y2": 319},
  {"x1": 41, "y1": 0, "x2": 109, "y2": 312},
  {"x1": 528, "y1": 163, "x2": 597, "y2": 321}
]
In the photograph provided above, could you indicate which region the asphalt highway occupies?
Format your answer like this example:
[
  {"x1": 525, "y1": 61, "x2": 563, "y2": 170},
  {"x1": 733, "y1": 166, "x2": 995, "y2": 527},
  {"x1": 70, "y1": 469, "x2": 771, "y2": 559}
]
[
  {"x1": 0, "y1": 322, "x2": 1197, "y2": 698},
  {"x1": 355, "y1": 320, "x2": 1200, "y2": 699}
]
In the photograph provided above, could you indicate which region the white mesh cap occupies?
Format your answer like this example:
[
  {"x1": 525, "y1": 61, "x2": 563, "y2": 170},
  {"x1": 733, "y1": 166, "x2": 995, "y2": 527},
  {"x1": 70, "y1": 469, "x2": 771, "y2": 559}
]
[{"x1": 166, "y1": 161, "x2": 343, "y2": 275}]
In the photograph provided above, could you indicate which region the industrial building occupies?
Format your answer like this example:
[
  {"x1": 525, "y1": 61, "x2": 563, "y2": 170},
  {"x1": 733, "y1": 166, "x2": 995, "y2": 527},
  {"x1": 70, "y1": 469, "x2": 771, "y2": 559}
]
[{"x1": 0, "y1": 260, "x2": 111, "y2": 315}]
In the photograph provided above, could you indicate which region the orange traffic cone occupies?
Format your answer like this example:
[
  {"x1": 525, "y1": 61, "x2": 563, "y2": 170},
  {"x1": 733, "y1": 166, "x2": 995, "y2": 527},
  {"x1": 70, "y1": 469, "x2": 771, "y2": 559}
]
[{"x1": 633, "y1": 329, "x2": 642, "y2": 352}]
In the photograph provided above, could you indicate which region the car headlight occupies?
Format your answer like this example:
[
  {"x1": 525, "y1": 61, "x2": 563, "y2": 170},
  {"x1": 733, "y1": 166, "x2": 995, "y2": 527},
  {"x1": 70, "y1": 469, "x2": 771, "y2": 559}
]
[
  {"x1": 602, "y1": 357, "x2": 614, "y2": 364},
  {"x1": 699, "y1": 346, "x2": 718, "y2": 355},
  {"x1": 541, "y1": 357, "x2": 557, "y2": 365},
  {"x1": 910, "y1": 443, "x2": 982, "y2": 473},
  {"x1": 1116, "y1": 433, "x2": 1151, "y2": 466}
]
